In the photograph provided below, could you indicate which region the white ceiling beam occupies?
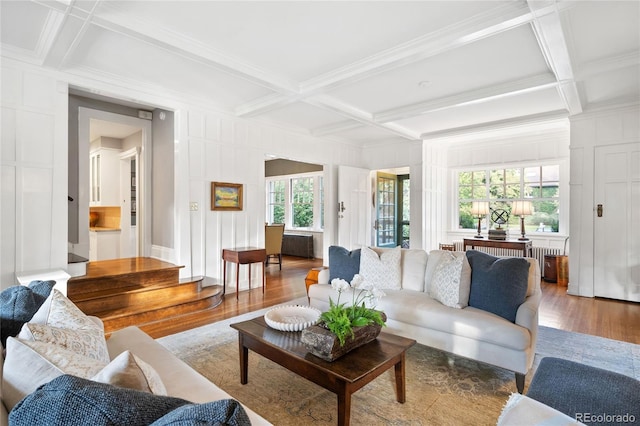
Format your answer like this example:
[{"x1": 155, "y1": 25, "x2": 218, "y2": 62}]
[
  {"x1": 235, "y1": 93, "x2": 299, "y2": 118},
  {"x1": 311, "y1": 120, "x2": 363, "y2": 137},
  {"x1": 87, "y1": 2, "x2": 300, "y2": 95},
  {"x1": 374, "y1": 73, "x2": 558, "y2": 123},
  {"x1": 527, "y1": 0, "x2": 582, "y2": 115},
  {"x1": 300, "y1": 2, "x2": 535, "y2": 94},
  {"x1": 307, "y1": 95, "x2": 419, "y2": 141}
]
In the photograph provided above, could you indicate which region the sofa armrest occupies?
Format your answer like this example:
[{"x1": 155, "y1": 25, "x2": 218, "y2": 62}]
[{"x1": 497, "y1": 393, "x2": 584, "y2": 425}]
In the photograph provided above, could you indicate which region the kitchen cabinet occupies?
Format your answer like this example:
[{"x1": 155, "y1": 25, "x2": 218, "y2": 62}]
[
  {"x1": 89, "y1": 228, "x2": 121, "y2": 261},
  {"x1": 90, "y1": 148, "x2": 121, "y2": 206}
]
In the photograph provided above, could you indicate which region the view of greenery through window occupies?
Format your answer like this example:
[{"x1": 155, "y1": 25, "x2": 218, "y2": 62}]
[
  {"x1": 458, "y1": 165, "x2": 560, "y2": 233},
  {"x1": 267, "y1": 175, "x2": 323, "y2": 229}
]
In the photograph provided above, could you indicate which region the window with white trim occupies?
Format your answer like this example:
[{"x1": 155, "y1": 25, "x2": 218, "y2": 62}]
[
  {"x1": 266, "y1": 173, "x2": 323, "y2": 230},
  {"x1": 457, "y1": 165, "x2": 560, "y2": 233}
]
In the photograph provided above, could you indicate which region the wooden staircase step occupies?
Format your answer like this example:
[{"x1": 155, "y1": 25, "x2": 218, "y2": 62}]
[
  {"x1": 68, "y1": 258, "x2": 183, "y2": 298},
  {"x1": 101, "y1": 285, "x2": 223, "y2": 334},
  {"x1": 74, "y1": 281, "x2": 202, "y2": 315}
]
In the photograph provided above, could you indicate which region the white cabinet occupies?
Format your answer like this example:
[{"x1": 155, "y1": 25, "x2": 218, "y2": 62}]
[
  {"x1": 90, "y1": 148, "x2": 121, "y2": 206},
  {"x1": 89, "y1": 229, "x2": 121, "y2": 261}
]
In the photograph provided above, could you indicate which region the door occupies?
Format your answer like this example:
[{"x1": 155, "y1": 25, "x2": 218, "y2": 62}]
[
  {"x1": 375, "y1": 172, "x2": 397, "y2": 247},
  {"x1": 337, "y1": 166, "x2": 371, "y2": 250},
  {"x1": 594, "y1": 142, "x2": 640, "y2": 302}
]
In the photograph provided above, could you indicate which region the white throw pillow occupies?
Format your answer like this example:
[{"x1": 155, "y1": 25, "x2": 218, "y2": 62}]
[
  {"x1": 427, "y1": 250, "x2": 472, "y2": 308},
  {"x1": 91, "y1": 350, "x2": 167, "y2": 395},
  {"x1": 359, "y1": 246, "x2": 402, "y2": 290},
  {"x1": 2, "y1": 339, "x2": 167, "y2": 411},
  {"x1": 2, "y1": 337, "x2": 108, "y2": 411}
]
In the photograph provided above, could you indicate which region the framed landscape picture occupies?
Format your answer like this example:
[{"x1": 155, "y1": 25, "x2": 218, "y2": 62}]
[{"x1": 211, "y1": 182, "x2": 243, "y2": 211}]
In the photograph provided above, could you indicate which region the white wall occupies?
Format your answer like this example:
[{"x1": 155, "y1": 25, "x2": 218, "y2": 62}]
[
  {"x1": 435, "y1": 118, "x2": 571, "y2": 250},
  {"x1": 568, "y1": 103, "x2": 640, "y2": 297},
  {"x1": 1, "y1": 63, "x2": 68, "y2": 286}
]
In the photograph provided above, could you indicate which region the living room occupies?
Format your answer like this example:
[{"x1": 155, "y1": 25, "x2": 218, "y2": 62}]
[{"x1": 1, "y1": 1, "x2": 639, "y2": 424}]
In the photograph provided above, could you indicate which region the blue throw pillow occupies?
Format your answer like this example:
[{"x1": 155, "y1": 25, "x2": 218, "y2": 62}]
[
  {"x1": 328, "y1": 246, "x2": 361, "y2": 283},
  {"x1": 151, "y1": 399, "x2": 250, "y2": 426},
  {"x1": 0, "y1": 280, "x2": 55, "y2": 346},
  {"x1": 10, "y1": 375, "x2": 251, "y2": 426},
  {"x1": 10, "y1": 375, "x2": 190, "y2": 426},
  {"x1": 466, "y1": 250, "x2": 529, "y2": 323}
]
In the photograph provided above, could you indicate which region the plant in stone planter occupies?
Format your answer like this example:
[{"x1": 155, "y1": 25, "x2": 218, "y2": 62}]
[{"x1": 320, "y1": 274, "x2": 386, "y2": 346}]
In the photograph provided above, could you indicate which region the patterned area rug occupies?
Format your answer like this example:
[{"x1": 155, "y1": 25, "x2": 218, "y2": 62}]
[{"x1": 158, "y1": 302, "x2": 639, "y2": 425}]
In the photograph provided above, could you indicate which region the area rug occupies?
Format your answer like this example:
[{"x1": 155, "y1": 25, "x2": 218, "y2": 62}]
[{"x1": 158, "y1": 301, "x2": 639, "y2": 425}]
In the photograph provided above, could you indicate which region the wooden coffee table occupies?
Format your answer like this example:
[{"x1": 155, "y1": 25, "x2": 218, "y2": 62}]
[{"x1": 230, "y1": 315, "x2": 416, "y2": 426}]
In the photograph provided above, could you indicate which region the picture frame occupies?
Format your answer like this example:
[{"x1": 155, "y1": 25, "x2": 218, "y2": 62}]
[{"x1": 211, "y1": 182, "x2": 243, "y2": 211}]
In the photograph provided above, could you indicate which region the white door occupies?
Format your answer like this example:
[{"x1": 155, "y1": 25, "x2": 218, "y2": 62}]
[
  {"x1": 337, "y1": 166, "x2": 371, "y2": 250},
  {"x1": 594, "y1": 142, "x2": 640, "y2": 302}
]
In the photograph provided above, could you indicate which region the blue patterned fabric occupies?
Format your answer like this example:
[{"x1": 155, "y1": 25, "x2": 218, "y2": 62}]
[
  {"x1": 466, "y1": 250, "x2": 529, "y2": 322},
  {"x1": 0, "y1": 280, "x2": 55, "y2": 346},
  {"x1": 328, "y1": 246, "x2": 361, "y2": 283},
  {"x1": 527, "y1": 357, "x2": 640, "y2": 425},
  {"x1": 9, "y1": 375, "x2": 251, "y2": 426}
]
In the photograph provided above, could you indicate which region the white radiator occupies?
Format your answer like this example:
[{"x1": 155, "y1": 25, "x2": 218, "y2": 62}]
[{"x1": 452, "y1": 242, "x2": 562, "y2": 271}]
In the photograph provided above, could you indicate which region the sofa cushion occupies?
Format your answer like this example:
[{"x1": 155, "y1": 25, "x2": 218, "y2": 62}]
[
  {"x1": 466, "y1": 250, "x2": 529, "y2": 323},
  {"x1": 429, "y1": 251, "x2": 470, "y2": 309},
  {"x1": 359, "y1": 245, "x2": 401, "y2": 290},
  {"x1": 9, "y1": 375, "x2": 250, "y2": 426},
  {"x1": 377, "y1": 290, "x2": 531, "y2": 351},
  {"x1": 328, "y1": 246, "x2": 361, "y2": 283},
  {"x1": 0, "y1": 280, "x2": 55, "y2": 346}
]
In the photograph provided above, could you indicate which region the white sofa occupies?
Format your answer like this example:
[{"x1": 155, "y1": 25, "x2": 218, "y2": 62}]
[
  {"x1": 308, "y1": 248, "x2": 541, "y2": 393},
  {"x1": 1, "y1": 300, "x2": 270, "y2": 425}
]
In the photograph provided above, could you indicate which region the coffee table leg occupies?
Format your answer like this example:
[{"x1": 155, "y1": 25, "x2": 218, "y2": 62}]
[
  {"x1": 336, "y1": 386, "x2": 351, "y2": 426},
  {"x1": 394, "y1": 353, "x2": 407, "y2": 403},
  {"x1": 238, "y1": 334, "x2": 248, "y2": 384}
]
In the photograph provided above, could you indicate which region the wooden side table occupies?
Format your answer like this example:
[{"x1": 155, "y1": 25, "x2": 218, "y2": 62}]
[
  {"x1": 222, "y1": 247, "x2": 267, "y2": 300},
  {"x1": 305, "y1": 266, "x2": 328, "y2": 295},
  {"x1": 463, "y1": 238, "x2": 533, "y2": 257}
]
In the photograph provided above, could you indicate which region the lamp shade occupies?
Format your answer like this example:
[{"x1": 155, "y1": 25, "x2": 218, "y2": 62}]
[
  {"x1": 512, "y1": 200, "x2": 534, "y2": 216},
  {"x1": 471, "y1": 201, "x2": 490, "y2": 216}
]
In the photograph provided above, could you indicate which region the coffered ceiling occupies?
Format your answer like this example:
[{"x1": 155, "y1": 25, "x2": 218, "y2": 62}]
[{"x1": 1, "y1": 1, "x2": 638, "y2": 146}]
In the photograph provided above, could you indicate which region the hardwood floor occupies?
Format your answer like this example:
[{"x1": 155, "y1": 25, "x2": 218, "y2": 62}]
[{"x1": 145, "y1": 256, "x2": 639, "y2": 345}]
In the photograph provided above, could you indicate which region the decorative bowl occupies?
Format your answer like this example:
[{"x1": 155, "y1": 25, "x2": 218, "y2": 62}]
[{"x1": 264, "y1": 305, "x2": 322, "y2": 332}]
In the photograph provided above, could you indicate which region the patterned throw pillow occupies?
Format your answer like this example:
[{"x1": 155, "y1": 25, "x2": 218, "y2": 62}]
[
  {"x1": 19, "y1": 289, "x2": 110, "y2": 363},
  {"x1": 359, "y1": 246, "x2": 402, "y2": 290},
  {"x1": 430, "y1": 252, "x2": 465, "y2": 308}
]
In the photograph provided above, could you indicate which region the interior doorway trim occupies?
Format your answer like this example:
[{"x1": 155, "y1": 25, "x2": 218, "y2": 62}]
[{"x1": 76, "y1": 108, "x2": 152, "y2": 258}]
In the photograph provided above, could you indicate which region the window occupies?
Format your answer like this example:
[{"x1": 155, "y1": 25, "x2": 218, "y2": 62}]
[
  {"x1": 458, "y1": 165, "x2": 560, "y2": 233},
  {"x1": 266, "y1": 173, "x2": 323, "y2": 230},
  {"x1": 267, "y1": 180, "x2": 285, "y2": 224}
]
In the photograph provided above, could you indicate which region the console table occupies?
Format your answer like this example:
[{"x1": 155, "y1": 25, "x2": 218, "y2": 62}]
[
  {"x1": 463, "y1": 238, "x2": 533, "y2": 257},
  {"x1": 222, "y1": 247, "x2": 266, "y2": 300}
]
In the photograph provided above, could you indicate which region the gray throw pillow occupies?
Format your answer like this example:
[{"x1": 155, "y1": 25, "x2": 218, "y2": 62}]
[
  {"x1": 466, "y1": 250, "x2": 529, "y2": 323},
  {"x1": 9, "y1": 375, "x2": 191, "y2": 426},
  {"x1": 0, "y1": 280, "x2": 55, "y2": 346},
  {"x1": 328, "y1": 246, "x2": 361, "y2": 283}
]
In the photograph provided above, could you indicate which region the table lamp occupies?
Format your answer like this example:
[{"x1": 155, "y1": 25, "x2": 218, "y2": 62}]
[
  {"x1": 511, "y1": 200, "x2": 534, "y2": 241},
  {"x1": 471, "y1": 201, "x2": 490, "y2": 238}
]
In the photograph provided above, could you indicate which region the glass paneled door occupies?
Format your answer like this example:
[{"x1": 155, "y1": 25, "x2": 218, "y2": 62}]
[{"x1": 375, "y1": 172, "x2": 397, "y2": 247}]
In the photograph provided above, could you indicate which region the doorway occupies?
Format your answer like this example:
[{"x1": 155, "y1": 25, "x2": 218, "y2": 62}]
[
  {"x1": 76, "y1": 108, "x2": 152, "y2": 260},
  {"x1": 375, "y1": 169, "x2": 410, "y2": 248}
]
